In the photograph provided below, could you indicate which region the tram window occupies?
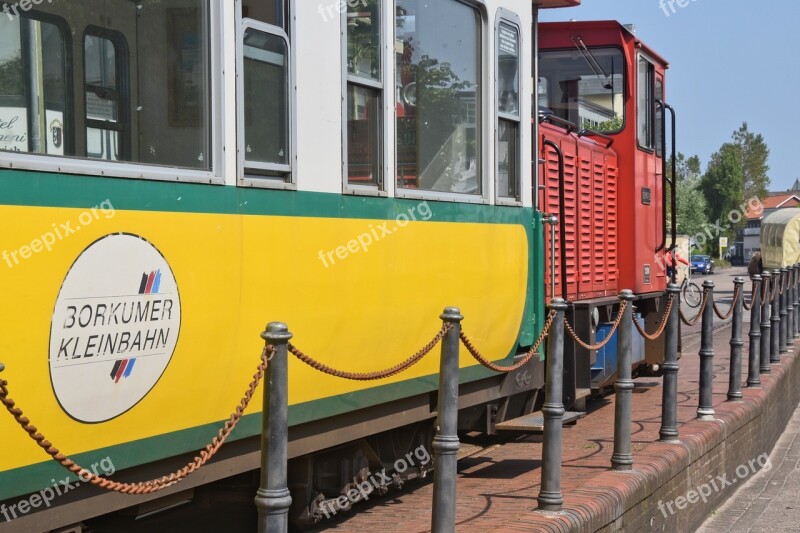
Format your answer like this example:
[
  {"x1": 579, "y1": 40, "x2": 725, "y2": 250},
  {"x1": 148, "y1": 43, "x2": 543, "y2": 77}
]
[
  {"x1": 0, "y1": 0, "x2": 212, "y2": 172},
  {"x1": 395, "y1": 0, "x2": 482, "y2": 195},
  {"x1": 242, "y1": 0, "x2": 286, "y2": 28},
  {"x1": 538, "y1": 48, "x2": 624, "y2": 133},
  {"x1": 497, "y1": 20, "x2": 520, "y2": 201},
  {"x1": 0, "y1": 16, "x2": 68, "y2": 155},
  {"x1": 84, "y1": 33, "x2": 125, "y2": 161},
  {"x1": 638, "y1": 57, "x2": 655, "y2": 150},
  {"x1": 241, "y1": 25, "x2": 290, "y2": 176},
  {"x1": 345, "y1": 0, "x2": 382, "y2": 190}
]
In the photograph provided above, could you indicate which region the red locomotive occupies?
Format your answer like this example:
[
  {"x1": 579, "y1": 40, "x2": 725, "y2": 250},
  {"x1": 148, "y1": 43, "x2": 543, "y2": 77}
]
[{"x1": 537, "y1": 21, "x2": 674, "y2": 406}]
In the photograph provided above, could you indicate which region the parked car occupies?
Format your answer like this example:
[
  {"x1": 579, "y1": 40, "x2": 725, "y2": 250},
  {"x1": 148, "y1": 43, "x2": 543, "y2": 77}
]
[{"x1": 691, "y1": 255, "x2": 715, "y2": 275}]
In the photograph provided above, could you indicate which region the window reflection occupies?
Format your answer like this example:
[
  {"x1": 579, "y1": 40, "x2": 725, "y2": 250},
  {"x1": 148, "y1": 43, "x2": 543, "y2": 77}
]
[{"x1": 395, "y1": 0, "x2": 482, "y2": 194}]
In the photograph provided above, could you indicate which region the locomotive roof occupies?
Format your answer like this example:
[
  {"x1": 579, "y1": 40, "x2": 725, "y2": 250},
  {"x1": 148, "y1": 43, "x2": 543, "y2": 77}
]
[{"x1": 540, "y1": 20, "x2": 669, "y2": 69}]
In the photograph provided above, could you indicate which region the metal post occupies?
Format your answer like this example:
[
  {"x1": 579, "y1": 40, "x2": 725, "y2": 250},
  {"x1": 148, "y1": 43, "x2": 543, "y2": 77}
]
[
  {"x1": 792, "y1": 264, "x2": 800, "y2": 339},
  {"x1": 747, "y1": 275, "x2": 762, "y2": 388},
  {"x1": 432, "y1": 307, "x2": 463, "y2": 533},
  {"x1": 538, "y1": 299, "x2": 567, "y2": 511},
  {"x1": 771, "y1": 269, "x2": 781, "y2": 363},
  {"x1": 727, "y1": 277, "x2": 745, "y2": 401},
  {"x1": 612, "y1": 290, "x2": 635, "y2": 471},
  {"x1": 760, "y1": 272, "x2": 772, "y2": 374},
  {"x1": 697, "y1": 281, "x2": 715, "y2": 420},
  {"x1": 255, "y1": 323, "x2": 293, "y2": 533},
  {"x1": 547, "y1": 215, "x2": 558, "y2": 300},
  {"x1": 659, "y1": 283, "x2": 681, "y2": 442},
  {"x1": 780, "y1": 268, "x2": 789, "y2": 354},
  {"x1": 790, "y1": 265, "x2": 800, "y2": 339},
  {"x1": 787, "y1": 268, "x2": 795, "y2": 345}
]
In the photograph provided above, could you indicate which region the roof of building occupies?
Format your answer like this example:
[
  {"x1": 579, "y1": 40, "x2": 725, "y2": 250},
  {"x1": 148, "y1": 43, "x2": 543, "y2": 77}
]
[{"x1": 747, "y1": 194, "x2": 800, "y2": 220}]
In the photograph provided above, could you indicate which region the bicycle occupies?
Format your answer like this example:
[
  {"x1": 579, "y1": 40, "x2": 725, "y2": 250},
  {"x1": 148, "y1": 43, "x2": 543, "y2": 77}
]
[{"x1": 680, "y1": 274, "x2": 702, "y2": 308}]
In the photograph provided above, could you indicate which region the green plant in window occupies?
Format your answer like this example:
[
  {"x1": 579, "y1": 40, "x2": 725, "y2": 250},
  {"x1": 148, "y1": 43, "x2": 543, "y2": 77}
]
[{"x1": 582, "y1": 115, "x2": 622, "y2": 133}]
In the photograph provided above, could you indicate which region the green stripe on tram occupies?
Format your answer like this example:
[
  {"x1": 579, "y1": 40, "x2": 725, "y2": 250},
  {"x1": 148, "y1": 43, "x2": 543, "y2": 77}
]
[{"x1": 0, "y1": 169, "x2": 530, "y2": 224}]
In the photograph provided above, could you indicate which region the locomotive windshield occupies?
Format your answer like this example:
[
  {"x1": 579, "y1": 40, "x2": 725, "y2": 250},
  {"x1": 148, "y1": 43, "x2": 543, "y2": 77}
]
[{"x1": 538, "y1": 47, "x2": 625, "y2": 133}]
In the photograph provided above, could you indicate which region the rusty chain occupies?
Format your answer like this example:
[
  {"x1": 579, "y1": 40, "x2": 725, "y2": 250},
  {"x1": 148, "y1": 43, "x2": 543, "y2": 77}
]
[
  {"x1": 564, "y1": 301, "x2": 628, "y2": 351},
  {"x1": 743, "y1": 283, "x2": 756, "y2": 311},
  {"x1": 680, "y1": 290, "x2": 709, "y2": 326},
  {"x1": 632, "y1": 294, "x2": 674, "y2": 341},
  {"x1": 459, "y1": 310, "x2": 556, "y2": 373},
  {"x1": 713, "y1": 285, "x2": 741, "y2": 321},
  {"x1": 0, "y1": 346, "x2": 274, "y2": 495},
  {"x1": 289, "y1": 324, "x2": 450, "y2": 381}
]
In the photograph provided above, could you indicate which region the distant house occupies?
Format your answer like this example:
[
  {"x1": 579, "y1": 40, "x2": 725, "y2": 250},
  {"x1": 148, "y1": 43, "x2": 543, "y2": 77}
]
[{"x1": 737, "y1": 191, "x2": 800, "y2": 262}]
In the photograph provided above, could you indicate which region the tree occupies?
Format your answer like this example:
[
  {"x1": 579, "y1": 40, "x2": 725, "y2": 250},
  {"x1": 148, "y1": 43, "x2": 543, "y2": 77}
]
[
  {"x1": 666, "y1": 153, "x2": 707, "y2": 244},
  {"x1": 731, "y1": 122, "x2": 770, "y2": 199},
  {"x1": 699, "y1": 144, "x2": 745, "y2": 255}
]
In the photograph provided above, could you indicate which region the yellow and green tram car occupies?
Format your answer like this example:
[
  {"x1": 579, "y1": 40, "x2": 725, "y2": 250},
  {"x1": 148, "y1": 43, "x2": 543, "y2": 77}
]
[{"x1": 0, "y1": 0, "x2": 569, "y2": 528}]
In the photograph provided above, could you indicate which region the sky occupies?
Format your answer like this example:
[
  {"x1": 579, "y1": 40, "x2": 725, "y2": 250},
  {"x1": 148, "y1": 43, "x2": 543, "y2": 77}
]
[{"x1": 540, "y1": 0, "x2": 800, "y2": 192}]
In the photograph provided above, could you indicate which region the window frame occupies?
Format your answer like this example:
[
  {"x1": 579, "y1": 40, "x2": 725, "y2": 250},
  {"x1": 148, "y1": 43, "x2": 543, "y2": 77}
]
[
  {"x1": 537, "y1": 45, "x2": 627, "y2": 136},
  {"x1": 342, "y1": 0, "x2": 386, "y2": 197},
  {"x1": 0, "y1": 1, "x2": 225, "y2": 185},
  {"x1": 495, "y1": 10, "x2": 522, "y2": 207},
  {"x1": 393, "y1": 0, "x2": 489, "y2": 205},
  {"x1": 236, "y1": 17, "x2": 295, "y2": 189},
  {"x1": 82, "y1": 26, "x2": 130, "y2": 162},
  {"x1": 637, "y1": 53, "x2": 656, "y2": 153}
]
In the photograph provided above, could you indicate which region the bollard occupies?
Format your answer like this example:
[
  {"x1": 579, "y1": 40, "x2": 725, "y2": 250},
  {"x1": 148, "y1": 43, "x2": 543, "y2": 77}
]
[
  {"x1": 793, "y1": 265, "x2": 800, "y2": 339},
  {"x1": 659, "y1": 283, "x2": 681, "y2": 442},
  {"x1": 760, "y1": 272, "x2": 772, "y2": 374},
  {"x1": 747, "y1": 276, "x2": 762, "y2": 388},
  {"x1": 611, "y1": 290, "x2": 636, "y2": 471},
  {"x1": 771, "y1": 269, "x2": 781, "y2": 363},
  {"x1": 787, "y1": 268, "x2": 795, "y2": 346},
  {"x1": 431, "y1": 307, "x2": 463, "y2": 533},
  {"x1": 538, "y1": 299, "x2": 568, "y2": 511},
  {"x1": 794, "y1": 265, "x2": 800, "y2": 338},
  {"x1": 697, "y1": 281, "x2": 715, "y2": 421},
  {"x1": 780, "y1": 268, "x2": 789, "y2": 354},
  {"x1": 727, "y1": 277, "x2": 745, "y2": 401},
  {"x1": 255, "y1": 323, "x2": 293, "y2": 533}
]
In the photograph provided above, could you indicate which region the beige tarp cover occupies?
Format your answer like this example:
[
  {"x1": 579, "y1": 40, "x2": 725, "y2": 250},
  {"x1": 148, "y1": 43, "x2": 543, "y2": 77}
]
[{"x1": 761, "y1": 208, "x2": 800, "y2": 268}]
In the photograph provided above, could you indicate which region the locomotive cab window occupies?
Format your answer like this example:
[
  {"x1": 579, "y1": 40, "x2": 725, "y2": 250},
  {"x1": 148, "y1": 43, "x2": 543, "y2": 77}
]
[
  {"x1": 395, "y1": 0, "x2": 483, "y2": 197},
  {"x1": 638, "y1": 56, "x2": 656, "y2": 151},
  {"x1": 0, "y1": 0, "x2": 213, "y2": 173},
  {"x1": 497, "y1": 18, "x2": 521, "y2": 203},
  {"x1": 538, "y1": 47, "x2": 624, "y2": 133}
]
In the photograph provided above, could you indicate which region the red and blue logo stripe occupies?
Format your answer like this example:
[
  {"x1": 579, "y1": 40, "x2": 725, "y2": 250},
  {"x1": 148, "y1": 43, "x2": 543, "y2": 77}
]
[{"x1": 110, "y1": 269, "x2": 161, "y2": 383}]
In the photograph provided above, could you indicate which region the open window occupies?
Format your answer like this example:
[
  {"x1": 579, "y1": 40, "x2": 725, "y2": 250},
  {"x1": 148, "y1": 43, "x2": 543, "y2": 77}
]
[{"x1": 237, "y1": 19, "x2": 292, "y2": 185}]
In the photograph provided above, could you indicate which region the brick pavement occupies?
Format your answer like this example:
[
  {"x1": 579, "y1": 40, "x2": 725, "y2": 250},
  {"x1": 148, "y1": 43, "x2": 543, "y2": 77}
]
[{"x1": 304, "y1": 309, "x2": 800, "y2": 532}]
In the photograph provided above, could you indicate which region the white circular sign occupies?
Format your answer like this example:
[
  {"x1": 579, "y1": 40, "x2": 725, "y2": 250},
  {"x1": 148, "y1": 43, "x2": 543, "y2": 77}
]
[{"x1": 49, "y1": 234, "x2": 181, "y2": 423}]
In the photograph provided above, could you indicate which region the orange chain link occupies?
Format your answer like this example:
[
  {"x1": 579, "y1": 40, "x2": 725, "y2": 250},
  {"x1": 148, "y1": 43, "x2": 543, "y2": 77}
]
[
  {"x1": 564, "y1": 301, "x2": 629, "y2": 351},
  {"x1": 680, "y1": 290, "x2": 709, "y2": 326},
  {"x1": 289, "y1": 324, "x2": 450, "y2": 381},
  {"x1": 632, "y1": 294, "x2": 674, "y2": 341},
  {"x1": 0, "y1": 346, "x2": 274, "y2": 494},
  {"x1": 459, "y1": 310, "x2": 557, "y2": 373},
  {"x1": 713, "y1": 285, "x2": 741, "y2": 321}
]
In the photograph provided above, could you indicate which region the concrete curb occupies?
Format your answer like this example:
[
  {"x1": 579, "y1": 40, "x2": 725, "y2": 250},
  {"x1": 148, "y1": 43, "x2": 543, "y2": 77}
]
[{"x1": 499, "y1": 350, "x2": 800, "y2": 532}]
